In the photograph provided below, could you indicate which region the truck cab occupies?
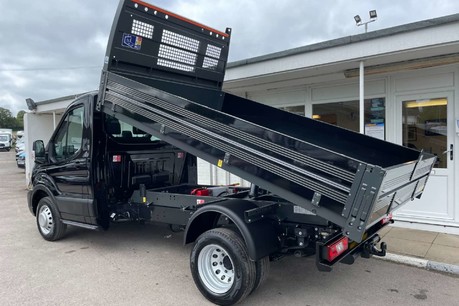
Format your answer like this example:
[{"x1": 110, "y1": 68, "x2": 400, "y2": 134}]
[{"x1": 29, "y1": 93, "x2": 196, "y2": 237}]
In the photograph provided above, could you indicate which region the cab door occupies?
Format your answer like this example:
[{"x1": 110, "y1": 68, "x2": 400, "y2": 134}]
[{"x1": 46, "y1": 96, "x2": 96, "y2": 224}]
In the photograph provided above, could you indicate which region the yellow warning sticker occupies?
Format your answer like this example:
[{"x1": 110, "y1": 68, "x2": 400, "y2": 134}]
[{"x1": 217, "y1": 160, "x2": 223, "y2": 167}]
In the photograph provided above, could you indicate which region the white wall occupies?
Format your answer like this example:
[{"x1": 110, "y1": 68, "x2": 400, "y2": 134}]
[
  {"x1": 24, "y1": 112, "x2": 62, "y2": 187},
  {"x1": 197, "y1": 158, "x2": 251, "y2": 187}
]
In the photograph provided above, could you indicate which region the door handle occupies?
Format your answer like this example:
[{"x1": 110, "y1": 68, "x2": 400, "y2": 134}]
[{"x1": 442, "y1": 144, "x2": 453, "y2": 161}]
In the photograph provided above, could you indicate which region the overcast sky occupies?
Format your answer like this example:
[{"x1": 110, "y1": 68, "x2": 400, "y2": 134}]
[{"x1": 1, "y1": 0, "x2": 458, "y2": 116}]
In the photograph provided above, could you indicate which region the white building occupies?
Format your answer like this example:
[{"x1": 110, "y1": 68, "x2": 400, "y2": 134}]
[{"x1": 25, "y1": 14, "x2": 459, "y2": 234}]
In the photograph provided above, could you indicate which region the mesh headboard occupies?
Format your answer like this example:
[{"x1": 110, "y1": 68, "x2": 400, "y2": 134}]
[{"x1": 103, "y1": 0, "x2": 231, "y2": 90}]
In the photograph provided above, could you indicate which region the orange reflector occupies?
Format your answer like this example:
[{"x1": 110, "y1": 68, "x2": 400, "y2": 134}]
[{"x1": 326, "y1": 237, "x2": 349, "y2": 262}]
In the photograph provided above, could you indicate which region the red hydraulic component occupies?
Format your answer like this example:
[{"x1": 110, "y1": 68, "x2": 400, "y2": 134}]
[
  {"x1": 190, "y1": 185, "x2": 240, "y2": 197},
  {"x1": 191, "y1": 188, "x2": 210, "y2": 196}
]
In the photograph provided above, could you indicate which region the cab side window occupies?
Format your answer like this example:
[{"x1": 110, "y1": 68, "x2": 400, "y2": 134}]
[
  {"x1": 105, "y1": 114, "x2": 160, "y2": 143},
  {"x1": 53, "y1": 106, "x2": 84, "y2": 161}
]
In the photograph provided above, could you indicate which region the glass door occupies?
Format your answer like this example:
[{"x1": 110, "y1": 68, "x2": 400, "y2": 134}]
[
  {"x1": 395, "y1": 93, "x2": 455, "y2": 222},
  {"x1": 402, "y1": 98, "x2": 448, "y2": 168}
]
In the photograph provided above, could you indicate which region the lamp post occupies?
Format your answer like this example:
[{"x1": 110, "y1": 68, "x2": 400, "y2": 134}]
[
  {"x1": 354, "y1": 10, "x2": 377, "y2": 33},
  {"x1": 354, "y1": 11, "x2": 377, "y2": 134}
]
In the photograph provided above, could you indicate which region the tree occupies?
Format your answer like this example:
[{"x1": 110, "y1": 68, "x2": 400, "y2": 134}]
[
  {"x1": 0, "y1": 107, "x2": 16, "y2": 128},
  {"x1": 0, "y1": 107, "x2": 25, "y2": 130},
  {"x1": 17, "y1": 110, "x2": 25, "y2": 121},
  {"x1": 16, "y1": 110, "x2": 26, "y2": 129}
]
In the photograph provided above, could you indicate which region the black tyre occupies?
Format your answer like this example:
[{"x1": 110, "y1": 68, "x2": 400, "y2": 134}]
[
  {"x1": 190, "y1": 228, "x2": 256, "y2": 305},
  {"x1": 36, "y1": 197, "x2": 67, "y2": 241},
  {"x1": 251, "y1": 256, "x2": 270, "y2": 294}
]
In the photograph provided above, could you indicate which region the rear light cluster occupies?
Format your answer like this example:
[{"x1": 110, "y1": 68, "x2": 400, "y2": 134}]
[{"x1": 325, "y1": 236, "x2": 349, "y2": 262}]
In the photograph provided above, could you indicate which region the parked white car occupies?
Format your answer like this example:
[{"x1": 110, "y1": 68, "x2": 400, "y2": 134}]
[{"x1": 15, "y1": 137, "x2": 25, "y2": 153}]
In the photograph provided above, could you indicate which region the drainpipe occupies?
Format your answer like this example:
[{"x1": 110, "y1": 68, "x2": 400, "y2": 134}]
[{"x1": 53, "y1": 111, "x2": 57, "y2": 129}]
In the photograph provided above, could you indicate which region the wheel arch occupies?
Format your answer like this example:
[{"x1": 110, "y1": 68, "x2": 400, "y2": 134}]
[
  {"x1": 30, "y1": 185, "x2": 57, "y2": 215},
  {"x1": 184, "y1": 200, "x2": 280, "y2": 261}
]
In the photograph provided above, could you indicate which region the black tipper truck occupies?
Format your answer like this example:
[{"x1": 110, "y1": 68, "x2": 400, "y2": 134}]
[{"x1": 28, "y1": 1, "x2": 437, "y2": 304}]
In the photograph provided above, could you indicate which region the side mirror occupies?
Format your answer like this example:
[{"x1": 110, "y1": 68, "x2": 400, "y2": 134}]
[{"x1": 33, "y1": 140, "x2": 46, "y2": 163}]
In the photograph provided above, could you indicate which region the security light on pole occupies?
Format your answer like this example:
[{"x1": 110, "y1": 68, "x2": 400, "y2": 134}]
[{"x1": 354, "y1": 10, "x2": 377, "y2": 33}]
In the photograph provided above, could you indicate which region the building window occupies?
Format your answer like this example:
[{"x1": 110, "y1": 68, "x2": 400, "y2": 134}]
[
  {"x1": 278, "y1": 105, "x2": 305, "y2": 116},
  {"x1": 312, "y1": 98, "x2": 385, "y2": 140}
]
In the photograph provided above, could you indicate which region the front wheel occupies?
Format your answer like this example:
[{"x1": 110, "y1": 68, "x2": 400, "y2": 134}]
[
  {"x1": 190, "y1": 228, "x2": 256, "y2": 305},
  {"x1": 36, "y1": 197, "x2": 67, "y2": 241}
]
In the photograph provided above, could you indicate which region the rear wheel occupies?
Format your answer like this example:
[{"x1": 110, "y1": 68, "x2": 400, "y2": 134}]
[
  {"x1": 190, "y1": 228, "x2": 256, "y2": 305},
  {"x1": 36, "y1": 197, "x2": 67, "y2": 241}
]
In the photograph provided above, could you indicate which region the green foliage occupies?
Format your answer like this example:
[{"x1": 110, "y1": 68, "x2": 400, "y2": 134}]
[
  {"x1": 0, "y1": 107, "x2": 25, "y2": 130},
  {"x1": 16, "y1": 110, "x2": 26, "y2": 123}
]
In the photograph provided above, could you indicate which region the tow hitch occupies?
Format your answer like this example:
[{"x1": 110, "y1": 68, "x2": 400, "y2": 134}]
[{"x1": 361, "y1": 235, "x2": 387, "y2": 258}]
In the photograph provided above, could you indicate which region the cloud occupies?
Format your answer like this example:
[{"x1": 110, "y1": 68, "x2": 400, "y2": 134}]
[{"x1": 0, "y1": 0, "x2": 458, "y2": 115}]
